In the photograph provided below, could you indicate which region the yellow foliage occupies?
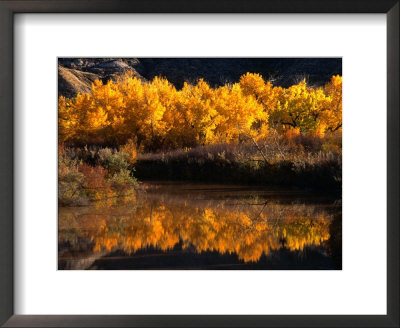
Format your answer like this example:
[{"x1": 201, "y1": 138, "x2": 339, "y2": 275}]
[
  {"x1": 59, "y1": 73, "x2": 342, "y2": 150},
  {"x1": 284, "y1": 127, "x2": 301, "y2": 140},
  {"x1": 120, "y1": 139, "x2": 137, "y2": 164},
  {"x1": 322, "y1": 75, "x2": 342, "y2": 132},
  {"x1": 59, "y1": 199, "x2": 332, "y2": 263}
]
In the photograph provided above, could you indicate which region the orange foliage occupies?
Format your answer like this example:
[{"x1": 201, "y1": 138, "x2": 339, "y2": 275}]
[
  {"x1": 59, "y1": 73, "x2": 342, "y2": 150},
  {"x1": 78, "y1": 163, "x2": 108, "y2": 189},
  {"x1": 59, "y1": 197, "x2": 332, "y2": 263}
]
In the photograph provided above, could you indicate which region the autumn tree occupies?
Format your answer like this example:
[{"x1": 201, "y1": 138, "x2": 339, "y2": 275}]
[
  {"x1": 269, "y1": 80, "x2": 331, "y2": 134},
  {"x1": 322, "y1": 75, "x2": 342, "y2": 132},
  {"x1": 58, "y1": 73, "x2": 342, "y2": 150}
]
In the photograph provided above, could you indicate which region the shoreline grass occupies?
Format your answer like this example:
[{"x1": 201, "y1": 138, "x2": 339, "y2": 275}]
[
  {"x1": 59, "y1": 132, "x2": 341, "y2": 204},
  {"x1": 134, "y1": 133, "x2": 341, "y2": 193}
]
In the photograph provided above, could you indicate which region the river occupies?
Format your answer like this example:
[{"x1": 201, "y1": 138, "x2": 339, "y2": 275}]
[{"x1": 58, "y1": 181, "x2": 341, "y2": 270}]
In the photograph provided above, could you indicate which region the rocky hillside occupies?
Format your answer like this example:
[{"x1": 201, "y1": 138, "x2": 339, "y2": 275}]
[{"x1": 58, "y1": 58, "x2": 342, "y2": 98}]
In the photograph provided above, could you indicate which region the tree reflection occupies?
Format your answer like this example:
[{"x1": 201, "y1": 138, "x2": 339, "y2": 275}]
[{"x1": 59, "y1": 187, "x2": 335, "y2": 264}]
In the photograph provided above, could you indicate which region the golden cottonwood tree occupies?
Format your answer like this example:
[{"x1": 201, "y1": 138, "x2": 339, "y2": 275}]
[
  {"x1": 59, "y1": 72, "x2": 342, "y2": 150},
  {"x1": 321, "y1": 75, "x2": 342, "y2": 132},
  {"x1": 213, "y1": 83, "x2": 267, "y2": 143},
  {"x1": 269, "y1": 80, "x2": 331, "y2": 134}
]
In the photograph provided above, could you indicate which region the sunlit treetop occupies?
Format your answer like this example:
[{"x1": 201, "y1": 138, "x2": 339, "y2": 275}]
[{"x1": 58, "y1": 72, "x2": 342, "y2": 150}]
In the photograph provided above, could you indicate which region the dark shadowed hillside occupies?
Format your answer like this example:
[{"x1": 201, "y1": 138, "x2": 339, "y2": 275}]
[{"x1": 58, "y1": 58, "x2": 342, "y2": 98}]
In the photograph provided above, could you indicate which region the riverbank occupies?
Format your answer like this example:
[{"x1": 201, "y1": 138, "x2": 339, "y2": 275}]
[
  {"x1": 135, "y1": 154, "x2": 341, "y2": 192},
  {"x1": 58, "y1": 145, "x2": 138, "y2": 206},
  {"x1": 59, "y1": 134, "x2": 341, "y2": 207},
  {"x1": 134, "y1": 141, "x2": 341, "y2": 193}
]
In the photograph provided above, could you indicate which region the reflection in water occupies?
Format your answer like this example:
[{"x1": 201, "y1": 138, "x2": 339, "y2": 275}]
[{"x1": 58, "y1": 182, "x2": 341, "y2": 270}]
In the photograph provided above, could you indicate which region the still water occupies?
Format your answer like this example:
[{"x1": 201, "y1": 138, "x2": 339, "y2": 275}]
[{"x1": 58, "y1": 182, "x2": 342, "y2": 270}]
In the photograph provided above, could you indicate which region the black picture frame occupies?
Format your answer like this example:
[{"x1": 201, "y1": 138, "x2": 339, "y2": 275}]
[{"x1": 0, "y1": 1, "x2": 398, "y2": 327}]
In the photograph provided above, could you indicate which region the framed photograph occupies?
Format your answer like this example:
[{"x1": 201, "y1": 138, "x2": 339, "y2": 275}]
[{"x1": 0, "y1": 1, "x2": 398, "y2": 327}]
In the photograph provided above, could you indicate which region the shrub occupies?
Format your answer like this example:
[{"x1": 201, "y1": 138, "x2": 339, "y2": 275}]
[
  {"x1": 77, "y1": 163, "x2": 111, "y2": 201},
  {"x1": 109, "y1": 168, "x2": 138, "y2": 191},
  {"x1": 58, "y1": 147, "x2": 86, "y2": 205},
  {"x1": 59, "y1": 146, "x2": 139, "y2": 206},
  {"x1": 78, "y1": 163, "x2": 109, "y2": 189},
  {"x1": 98, "y1": 148, "x2": 130, "y2": 175}
]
